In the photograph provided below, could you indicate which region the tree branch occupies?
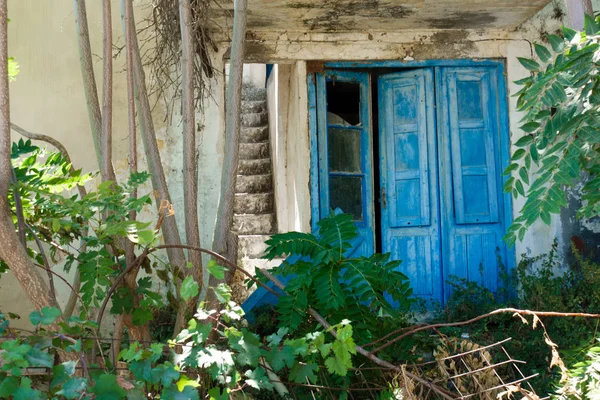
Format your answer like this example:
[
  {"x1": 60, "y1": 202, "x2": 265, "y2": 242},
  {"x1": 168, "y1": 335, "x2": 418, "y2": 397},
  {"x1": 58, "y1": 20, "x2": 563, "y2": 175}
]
[{"x1": 368, "y1": 308, "x2": 600, "y2": 355}]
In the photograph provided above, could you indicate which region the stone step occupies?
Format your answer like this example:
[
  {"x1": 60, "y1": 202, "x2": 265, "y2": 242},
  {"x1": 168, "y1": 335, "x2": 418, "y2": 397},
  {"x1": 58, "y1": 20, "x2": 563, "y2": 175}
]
[
  {"x1": 242, "y1": 87, "x2": 267, "y2": 101},
  {"x1": 238, "y1": 158, "x2": 271, "y2": 175},
  {"x1": 234, "y1": 192, "x2": 274, "y2": 214},
  {"x1": 240, "y1": 142, "x2": 270, "y2": 160},
  {"x1": 241, "y1": 112, "x2": 268, "y2": 128},
  {"x1": 240, "y1": 126, "x2": 269, "y2": 143},
  {"x1": 236, "y1": 174, "x2": 273, "y2": 194},
  {"x1": 241, "y1": 100, "x2": 267, "y2": 114},
  {"x1": 233, "y1": 213, "x2": 276, "y2": 235},
  {"x1": 237, "y1": 234, "x2": 272, "y2": 259}
]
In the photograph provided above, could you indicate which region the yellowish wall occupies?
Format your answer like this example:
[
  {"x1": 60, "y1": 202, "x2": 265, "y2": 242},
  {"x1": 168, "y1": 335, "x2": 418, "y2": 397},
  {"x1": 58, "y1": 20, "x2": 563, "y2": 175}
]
[{"x1": 3, "y1": 1, "x2": 227, "y2": 328}]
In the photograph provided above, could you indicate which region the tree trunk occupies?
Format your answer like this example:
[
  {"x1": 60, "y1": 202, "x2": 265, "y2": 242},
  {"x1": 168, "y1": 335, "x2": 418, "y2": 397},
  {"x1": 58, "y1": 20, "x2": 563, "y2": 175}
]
[
  {"x1": 0, "y1": 0, "x2": 60, "y2": 314},
  {"x1": 123, "y1": 0, "x2": 137, "y2": 279},
  {"x1": 120, "y1": 1, "x2": 187, "y2": 287},
  {"x1": 176, "y1": 0, "x2": 203, "y2": 334},
  {"x1": 565, "y1": 0, "x2": 593, "y2": 30},
  {"x1": 73, "y1": 0, "x2": 116, "y2": 182},
  {"x1": 101, "y1": 0, "x2": 114, "y2": 183},
  {"x1": 211, "y1": 0, "x2": 248, "y2": 285}
]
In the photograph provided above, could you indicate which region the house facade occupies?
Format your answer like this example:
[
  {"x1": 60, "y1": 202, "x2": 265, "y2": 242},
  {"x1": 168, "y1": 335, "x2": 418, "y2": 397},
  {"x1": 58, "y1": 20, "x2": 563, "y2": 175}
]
[{"x1": 3, "y1": 0, "x2": 600, "y2": 321}]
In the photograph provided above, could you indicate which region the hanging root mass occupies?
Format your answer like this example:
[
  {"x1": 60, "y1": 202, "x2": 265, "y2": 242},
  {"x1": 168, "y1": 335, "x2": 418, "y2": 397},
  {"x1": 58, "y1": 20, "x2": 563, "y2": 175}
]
[{"x1": 139, "y1": 0, "x2": 219, "y2": 119}]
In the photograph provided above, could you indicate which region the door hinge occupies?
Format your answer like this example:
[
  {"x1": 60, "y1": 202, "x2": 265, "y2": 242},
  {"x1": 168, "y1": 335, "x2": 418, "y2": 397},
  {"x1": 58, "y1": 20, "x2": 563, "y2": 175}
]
[{"x1": 381, "y1": 186, "x2": 387, "y2": 209}]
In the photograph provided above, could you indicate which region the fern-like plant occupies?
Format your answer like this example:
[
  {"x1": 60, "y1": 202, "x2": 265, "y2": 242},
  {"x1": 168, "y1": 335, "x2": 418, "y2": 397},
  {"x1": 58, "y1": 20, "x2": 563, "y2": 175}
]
[{"x1": 261, "y1": 213, "x2": 414, "y2": 344}]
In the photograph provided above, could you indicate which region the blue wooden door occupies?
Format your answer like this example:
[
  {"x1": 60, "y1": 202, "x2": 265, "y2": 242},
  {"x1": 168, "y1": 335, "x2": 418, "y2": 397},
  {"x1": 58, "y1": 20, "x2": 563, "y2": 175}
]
[
  {"x1": 378, "y1": 69, "x2": 443, "y2": 302},
  {"x1": 378, "y1": 66, "x2": 508, "y2": 303},
  {"x1": 437, "y1": 67, "x2": 507, "y2": 298},
  {"x1": 316, "y1": 70, "x2": 375, "y2": 257}
]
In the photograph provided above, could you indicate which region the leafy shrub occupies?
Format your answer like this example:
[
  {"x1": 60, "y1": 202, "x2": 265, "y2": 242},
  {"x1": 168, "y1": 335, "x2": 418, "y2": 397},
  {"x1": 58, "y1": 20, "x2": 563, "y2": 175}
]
[
  {"x1": 556, "y1": 339, "x2": 600, "y2": 399},
  {"x1": 505, "y1": 14, "x2": 600, "y2": 244},
  {"x1": 0, "y1": 271, "x2": 360, "y2": 399},
  {"x1": 260, "y1": 212, "x2": 414, "y2": 346},
  {"x1": 441, "y1": 241, "x2": 600, "y2": 395}
]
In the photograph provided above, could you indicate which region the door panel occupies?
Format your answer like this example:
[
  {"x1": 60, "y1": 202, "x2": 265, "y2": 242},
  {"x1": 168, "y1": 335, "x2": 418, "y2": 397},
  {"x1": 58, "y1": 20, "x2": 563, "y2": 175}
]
[
  {"x1": 379, "y1": 69, "x2": 442, "y2": 302},
  {"x1": 316, "y1": 71, "x2": 375, "y2": 257},
  {"x1": 446, "y1": 71, "x2": 499, "y2": 225},
  {"x1": 438, "y1": 67, "x2": 507, "y2": 298}
]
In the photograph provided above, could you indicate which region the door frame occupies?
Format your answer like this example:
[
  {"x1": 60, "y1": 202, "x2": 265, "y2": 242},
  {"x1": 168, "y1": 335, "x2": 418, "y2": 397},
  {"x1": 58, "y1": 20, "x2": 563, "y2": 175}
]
[{"x1": 308, "y1": 59, "x2": 516, "y2": 288}]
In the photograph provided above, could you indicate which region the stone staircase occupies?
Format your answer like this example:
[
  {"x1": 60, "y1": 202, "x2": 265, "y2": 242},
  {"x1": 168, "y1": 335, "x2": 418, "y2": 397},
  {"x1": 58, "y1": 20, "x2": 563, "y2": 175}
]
[{"x1": 232, "y1": 87, "x2": 279, "y2": 300}]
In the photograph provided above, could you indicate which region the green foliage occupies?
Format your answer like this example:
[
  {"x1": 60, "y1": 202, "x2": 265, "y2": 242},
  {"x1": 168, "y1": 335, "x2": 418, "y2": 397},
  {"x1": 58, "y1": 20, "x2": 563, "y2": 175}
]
[
  {"x1": 441, "y1": 242, "x2": 600, "y2": 394},
  {"x1": 0, "y1": 277, "x2": 358, "y2": 399},
  {"x1": 262, "y1": 212, "x2": 413, "y2": 344},
  {"x1": 556, "y1": 340, "x2": 600, "y2": 399},
  {"x1": 506, "y1": 16, "x2": 600, "y2": 244},
  {"x1": 6, "y1": 141, "x2": 168, "y2": 322}
]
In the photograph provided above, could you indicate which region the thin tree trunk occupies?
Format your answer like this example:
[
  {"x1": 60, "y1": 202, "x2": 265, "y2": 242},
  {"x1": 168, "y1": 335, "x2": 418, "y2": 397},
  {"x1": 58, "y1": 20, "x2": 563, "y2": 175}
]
[
  {"x1": 124, "y1": 0, "x2": 137, "y2": 276},
  {"x1": 73, "y1": 0, "x2": 115, "y2": 182},
  {"x1": 565, "y1": 0, "x2": 594, "y2": 30},
  {"x1": 101, "y1": 0, "x2": 113, "y2": 182},
  {"x1": 212, "y1": 0, "x2": 248, "y2": 277},
  {"x1": 0, "y1": 0, "x2": 60, "y2": 314},
  {"x1": 176, "y1": 0, "x2": 203, "y2": 333},
  {"x1": 120, "y1": 1, "x2": 187, "y2": 282}
]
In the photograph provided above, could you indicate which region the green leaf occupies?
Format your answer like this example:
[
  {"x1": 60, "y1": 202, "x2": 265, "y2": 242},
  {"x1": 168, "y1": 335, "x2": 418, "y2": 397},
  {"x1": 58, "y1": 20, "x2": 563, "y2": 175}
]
[
  {"x1": 514, "y1": 135, "x2": 533, "y2": 147},
  {"x1": 136, "y1": 230, "x2": 155, "y2": 245},
  {"x1": 534, "y1": 44, "x2": 552, "y2": 63},
  {"x1": 584, "y1": 13, "x2": 599, "y2": 35},
  {"x1": 0, "y1": 376, "x2": 19, "y2": 397},
  {"x1": 162, "y1": 385, "x2": 200, "y2": 400},
  {"x1": 131, "y1": 308, "x2": 153, "y2": 326},
  {"x1": 511, "y1": 149, "x2": 527, "y2": 161},
  {"x1": 562, "y1": 26, "x2": 577, "y2": 41},
  {"x1": 180, "y1": 276, "x2": 199, "y2": 302},
  {"x1": 519, "y1": 167, "x2": 530, "y2": 185},
  {"x1": 548, "y1": 34, "x2": 565, "y2": 52},
  {"x1": 176, "y1": 375, "x2": 200, "y2": 392},
  {"x1": 207, "y1": 260, "x2": 225, "y2": 280},
  {"x1": 289, "y1": 362, "x2": 318, "y2": 384},
  {"x1": 90, "y1": 374, "x2": 127, "y2": 400},
  {"x1": 518, "y1": 57, "x2": 540, "y2": 71},
  {"x1": 520, "y1": 122, "x2": 540, "y2": 133},
  {"x1": 56, "y1": 378, "x2": 87, "y2": 399},
  {"x1": 541, "y1": 210, "x2": 552, "y2": 226},
  {"x1": 245, "y1": 367, "x2": 274, "y2": 391},
  {"x1": 212, "y1": 283, "x2": 232, "y2": 304},
  {"x1": 515, "y1": 180, "x2": 525, "y2": 196},
  {"x1": 208, "y1": 387, "x2": 228, "y2": 400},
  {"x1": 13, "y1": 378, "x2": 41, "y2": 400},
  {"x1": 25, "y1": 348, "x2": 53, "y2": 368},
  {"x1": 29, "y1": 306, "x2": 61, "y2": 326},
  {"x1": 266, "y1": 345, "x2": 296, "y2": 372}
]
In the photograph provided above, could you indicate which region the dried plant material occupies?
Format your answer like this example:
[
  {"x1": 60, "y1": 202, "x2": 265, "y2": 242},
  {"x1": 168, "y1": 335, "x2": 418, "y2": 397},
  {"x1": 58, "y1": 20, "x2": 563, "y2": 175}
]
[
  {"x1": 139, "y1": 0, "x2": 218, "y2": 121},
  {"x1": 498, "y1": 384, "x2": 541, "y2": 399}
]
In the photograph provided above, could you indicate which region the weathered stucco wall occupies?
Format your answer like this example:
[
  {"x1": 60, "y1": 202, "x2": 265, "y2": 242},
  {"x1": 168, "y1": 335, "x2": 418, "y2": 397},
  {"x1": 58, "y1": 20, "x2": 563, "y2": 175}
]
[{"x1": 3, "y1": 0, "x2": 226, "y2": 326}]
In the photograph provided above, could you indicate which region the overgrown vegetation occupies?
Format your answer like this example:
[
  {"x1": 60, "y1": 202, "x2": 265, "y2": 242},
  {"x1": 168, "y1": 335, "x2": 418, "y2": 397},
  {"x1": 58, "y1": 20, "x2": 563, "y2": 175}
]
[
  {"x1": 506, "y1": 14, "x2": 600, "y2": 244},
  {"x1": 439, "y1": 241, "x2": 600, "y2": 396}
]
